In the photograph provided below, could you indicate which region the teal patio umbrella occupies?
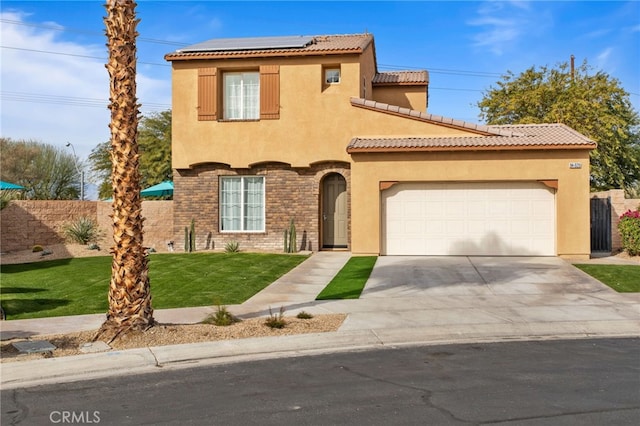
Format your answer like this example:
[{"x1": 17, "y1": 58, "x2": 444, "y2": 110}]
[
  {"x1": 141, "y1": 181, "x2": 173, "y2": 197},
  {"x1": 0, "y1": 180, "x2": 25, "y2": 190}
]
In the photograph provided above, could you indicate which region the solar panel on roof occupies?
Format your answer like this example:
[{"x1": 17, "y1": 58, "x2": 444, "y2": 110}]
[{"x1": 177, "y1": 35, "x2": 314, "y2": 53}]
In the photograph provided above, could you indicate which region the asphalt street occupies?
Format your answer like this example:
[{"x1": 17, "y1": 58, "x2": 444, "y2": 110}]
[{"x1": 2, "y1": 337, "x2": 639, "y2": 425}]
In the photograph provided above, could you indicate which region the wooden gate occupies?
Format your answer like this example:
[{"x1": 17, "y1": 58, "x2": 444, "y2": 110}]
[{"x1": 590, "y1": 197, "x2": 611, "y2": 252}]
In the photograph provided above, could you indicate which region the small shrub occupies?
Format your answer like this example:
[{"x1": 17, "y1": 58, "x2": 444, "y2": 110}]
[
  {"x1": 618, "y1": 210, "x2": 640, "y2": 256},
  {"x1": 88, "y1": 243, "x2": 100, "y2": 251},
  {"x1": 62, "y1": 216, "x2": 100, "y2": 244},
  {"x1": 202, "y1": 305, "x2": 239, "y2": 326},
  {"x1": 225, "y1": 241, "x2": 240, "y2": 253},
  {"x1": 296, "y1": 311, "x2": 313, "y2": 319},
  {"x1": 32, "y1": 245, "x2": 44, "y2": 253},
  {"x1": 265, "y1": 306, "x2": 286, "y2": 329}
]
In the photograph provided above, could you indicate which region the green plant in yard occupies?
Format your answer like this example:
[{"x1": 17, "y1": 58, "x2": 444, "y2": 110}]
[
  {"x1": 574, "y1": 264, "x2": 640, "y2": 292},
  {"x1": 0, "y1": 190, "x2": 21, "y2": 210},
  {"x1": 225, "y1": 241, "x2": 240, "y2": 253},
  {"x1": 283, "y1": 218, "x2": 297, "y2": 253},
  {"x1": 296, "y1": 311, "x2": 313, "y2": 319},
  {"x1": 185, "y1": 219, "x2": 196, "y2": 252},
  {"x1": 316, "y1": 256, "x2": 377, "y2": 300},
  {"x1": 190, "y1": 219, "x2": 196, "y2": 252},
  {"x1": 202, "y1": 305, "x2": 240, "y2": 326},
  {"x1": 62, "y1": 216, "x2": 100, "y2": 244},
  {"x1": 265, "y1": 306, "x2": 286, "y2": 329},
  {"x1": 0, "y1": 252, "x2": 307, "y2": 320},
  {"x1": 618, "y1": 210, "x2": 640, "y2": 256},
  {"x1": 32, "y1": 245, "x2": 44, "y2": 253}
]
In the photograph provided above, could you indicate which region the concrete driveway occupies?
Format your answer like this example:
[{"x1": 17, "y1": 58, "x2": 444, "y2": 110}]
[
  {"x1": 333, "y1": 256, "x2": 640, "y2": 340},
  {"x1": 360, "y1": 256, "x2": 608, "y2": 298}
]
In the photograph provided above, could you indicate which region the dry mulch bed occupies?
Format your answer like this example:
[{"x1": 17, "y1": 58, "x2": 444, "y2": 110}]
[{"x1": 1, "y1": 314, "x2": 346, "y2": 363}]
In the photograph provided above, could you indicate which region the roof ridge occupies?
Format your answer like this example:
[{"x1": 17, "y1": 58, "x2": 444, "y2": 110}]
[{"x1": 350, "y1": 98, "x2": 515, "y2": 136}]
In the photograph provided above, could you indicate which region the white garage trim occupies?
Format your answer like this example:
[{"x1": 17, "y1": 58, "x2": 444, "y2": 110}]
[{"x1": 382, "y1": 181, "x2": 556, "y2": 256}]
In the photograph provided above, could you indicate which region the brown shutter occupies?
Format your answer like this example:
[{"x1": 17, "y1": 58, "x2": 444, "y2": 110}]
[
  {"x1": 260, "y1": 65, "x2": 280, "y2": 120},
  {"x1": 198, "y1": 67, "x2": 217, "y2": 121}
]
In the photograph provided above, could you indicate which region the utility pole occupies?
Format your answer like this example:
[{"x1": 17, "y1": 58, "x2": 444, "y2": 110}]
[{"x1": 66, "y1": 142, "x2": 85, "y2": 200}]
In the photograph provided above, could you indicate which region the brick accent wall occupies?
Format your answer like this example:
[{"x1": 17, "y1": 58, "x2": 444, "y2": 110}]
[
  {"x1": 173, "y1": 162, "x2": 351, "y2": 252},
  {"x1": 590, "y1": 189, "x2": 640, "y2": 251},
  {"x1": 1, "y1": 200, "x2": 174, "y2": 253}
]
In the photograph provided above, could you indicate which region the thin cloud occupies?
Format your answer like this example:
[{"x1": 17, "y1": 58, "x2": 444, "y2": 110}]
[
  {"x1": 0, "y1": 11, "x2": 170, "y2": 160},
  {"x1": 467, "y1": 0, "x2": 547, "y2": 56}
]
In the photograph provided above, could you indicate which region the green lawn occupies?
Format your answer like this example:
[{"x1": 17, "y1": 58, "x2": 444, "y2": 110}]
[
  {"x1": 574, "y1": 264, "x2": 640, "y2": 292},
  {"x1": 316, "y1": 256, "x2": 377, "y2": 300},
  {"x1": 0, "y1": 252, "x2": 307, "y2": 320}
]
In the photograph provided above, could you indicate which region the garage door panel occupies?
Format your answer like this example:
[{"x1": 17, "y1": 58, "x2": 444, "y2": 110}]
[{"x1": 383, "y1": 182, "x2": 556, "y2": 256}]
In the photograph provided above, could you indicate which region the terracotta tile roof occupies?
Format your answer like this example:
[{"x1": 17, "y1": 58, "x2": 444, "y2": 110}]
[
  {"x1": 165, "y1": 34, "x2": 374, "y2": 61},
  {"x1": 348, "y1": 99, "x2": 596, "y2": 152},
  {"x1": 373, "y1": 71, "x2": 429, "y2": 85},
  {"x1": 351, "y1": 97, "x2": 517, "y2": 136},
  {"x1": 347, "y1": 123, "x2": 596, "y2": 153}
]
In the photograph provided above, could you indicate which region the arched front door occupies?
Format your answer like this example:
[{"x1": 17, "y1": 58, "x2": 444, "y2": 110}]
[{"x1": 322, "y1": 174, "x2": 347, "y2": 248}]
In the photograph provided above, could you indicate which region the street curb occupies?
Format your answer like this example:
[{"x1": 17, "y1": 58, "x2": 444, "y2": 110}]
[{"x1": 2, "y1": 324, "x2": 638, "y2": 390}]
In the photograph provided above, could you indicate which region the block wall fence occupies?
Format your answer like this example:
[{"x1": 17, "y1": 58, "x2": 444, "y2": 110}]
[
  {"x1": 1, "y1": 200, "x2": 173, "y2": 253},
  {"x1": 590, "y1": 189, "x2": 640, "y2": 252}
]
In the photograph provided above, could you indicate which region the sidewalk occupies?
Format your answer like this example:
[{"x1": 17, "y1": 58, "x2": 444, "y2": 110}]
[{"x1": 1, "y1": 252, "x2": 639, "y2": 389}]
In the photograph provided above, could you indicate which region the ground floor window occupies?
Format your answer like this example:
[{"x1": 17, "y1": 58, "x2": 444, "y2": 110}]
[{"x1": 220, "y1": 176, "x2": 265, "y2": 232}]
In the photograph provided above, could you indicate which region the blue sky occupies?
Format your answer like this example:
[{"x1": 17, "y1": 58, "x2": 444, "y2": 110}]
[{"x1": 1, "y1": 0, "x2": 639, "y2": 164}]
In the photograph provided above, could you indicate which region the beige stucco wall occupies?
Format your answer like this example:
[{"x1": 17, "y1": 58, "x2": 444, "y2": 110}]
[
  {"x1": 372, "y1": 85, "x2": 428, "y2": 112},
  {"x1": 171, "y1": 55, "x2": 464, "y2": 170},
  {"x1": 349, "y1": 149, "x2": 592, "y2": 259}
]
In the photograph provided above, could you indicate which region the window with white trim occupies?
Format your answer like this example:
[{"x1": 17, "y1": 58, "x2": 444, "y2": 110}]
[
  {"x1": 220, "y1": 176, "x2": 265, "y2": 232},
  {"x1": 223, "y1": 72, "x2": 260, "y2": 120},
  {"x1": 325, "y1": 68, "x2": 341, "y2": 84}
]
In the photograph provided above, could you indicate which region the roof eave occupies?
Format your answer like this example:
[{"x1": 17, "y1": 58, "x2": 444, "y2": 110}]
[
  {"x1": 165, "y1": 48, "x2": 368, "y2": 62},
  {"x1": 346, "y1": 144, "x2": 597, "y2": 154}
]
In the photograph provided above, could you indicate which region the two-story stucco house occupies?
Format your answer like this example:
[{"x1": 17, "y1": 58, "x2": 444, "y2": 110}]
[{"x1": 165, "y1": 33, "x2": 595, "y2": 259}]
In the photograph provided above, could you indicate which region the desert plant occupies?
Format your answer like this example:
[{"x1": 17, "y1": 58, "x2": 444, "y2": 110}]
[
  {"x1": 225, "y1": 241, "x2": 240, "y2": 253},
  {"x1": 265, "y1": 306, "x2": 286, "y2": 329},
  {"x1": 618, "y1": 210, "x2": 640, "y2": 256},
  {"x1": 0, "y1": 189, "x2": 21, "y2": 210},
  {"x1": 190, "y1": 219, "x2": 196, "y2": 252},
  {"x1": 32, "y1": 245, "x2": 44, "y2": 252},
  {"x1": 62, "y1": 216, "x2": 100, "y2": 244},
  {"x1": 296, "y1": 311, "x2": 313, "y2": 319},
  {"x1": 284, "y1": 218, "x2": 297, "y2": 253},
  {"x1": 202, "y1": 305, "x2": 239, "y2": 326}
]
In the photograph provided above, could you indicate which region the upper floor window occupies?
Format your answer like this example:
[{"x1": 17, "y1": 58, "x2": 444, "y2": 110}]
[
  {"x1": 223, "y1": 72, "x2": 260, "y2": 120},
  {"x1": 197, "y1": 65, "x2": 279, "y2": 121},
  {"x1": 325, "y1": 68, "x2": 341, "y2": 84}
]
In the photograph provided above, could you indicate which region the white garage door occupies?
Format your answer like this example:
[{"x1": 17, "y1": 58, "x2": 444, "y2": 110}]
[{"x1": 382, "y1": 182, "x2": 556, "y2": 256}]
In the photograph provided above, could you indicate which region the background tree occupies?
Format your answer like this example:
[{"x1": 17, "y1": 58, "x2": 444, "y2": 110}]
[
  {"x1": 96, "y1": 0, "x2": 153, "y2": 342},
  {"x1": 89, "y1": 110, "x2": 172, "y2": 199},
  {"x1": 0, "y1": 137, "x2": 80, "y2": 199},
  {"x1": 477, "y1": 59, "x2": 640, "y2": 195}
]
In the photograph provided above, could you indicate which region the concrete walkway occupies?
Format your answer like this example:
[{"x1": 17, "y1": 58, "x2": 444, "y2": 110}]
[{"x1": 1, "y1": 252, "x2": 639, "y2": 389}]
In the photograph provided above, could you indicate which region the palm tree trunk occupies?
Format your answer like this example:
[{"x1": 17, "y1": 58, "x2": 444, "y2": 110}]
[{"x1": 97, "y1": 0, "x2": 153, "y2": 342}]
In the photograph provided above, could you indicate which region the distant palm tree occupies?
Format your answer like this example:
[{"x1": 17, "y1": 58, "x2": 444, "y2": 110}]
[{"x1": 96, "y1": 0, "x2": 153, "y2": 342}]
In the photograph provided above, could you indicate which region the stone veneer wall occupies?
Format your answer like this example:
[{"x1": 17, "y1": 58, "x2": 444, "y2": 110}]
[
  {"x1": 173, "y1": 162, "x2": 351, "y2": 252},
  {"x1": 590, "y1": 189, "x2": 640, "y2": 252},
  {"x1": 1, "y1": 200, "x2": 174, "y2": 253}
]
